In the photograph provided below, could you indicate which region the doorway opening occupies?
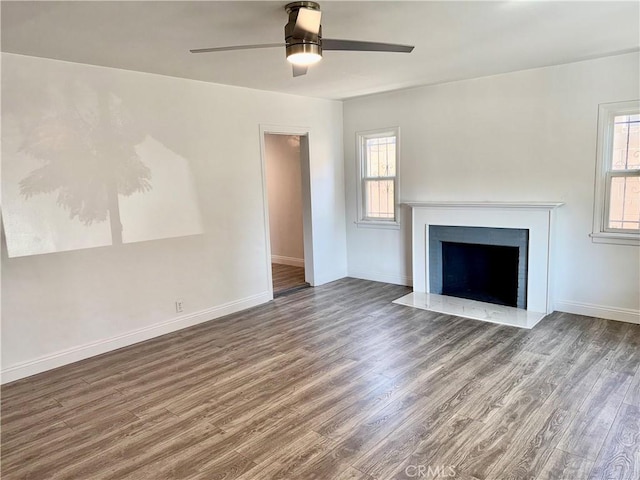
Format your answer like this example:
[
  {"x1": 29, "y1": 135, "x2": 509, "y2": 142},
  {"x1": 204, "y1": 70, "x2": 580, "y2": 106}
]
[{"x1": 263, "y1": 132, "x2": 311, "y2": 296}]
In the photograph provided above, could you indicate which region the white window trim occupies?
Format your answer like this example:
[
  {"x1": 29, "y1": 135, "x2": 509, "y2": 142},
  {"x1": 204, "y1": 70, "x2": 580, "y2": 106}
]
[
  {"x1": 591, "y1": 100, "x2": 640, "y2": 246},
  {"x1": 355, "y1": 127, "x2": 401, "y2": 229}
]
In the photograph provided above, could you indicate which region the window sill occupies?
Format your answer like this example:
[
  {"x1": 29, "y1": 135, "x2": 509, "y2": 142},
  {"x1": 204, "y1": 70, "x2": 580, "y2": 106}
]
[
  {"x1": 590, "y1": 232, "x2": 640, "y2": 246},
  {"x1": 355, "y1": 220, "x2": 401, "y2": 230}
]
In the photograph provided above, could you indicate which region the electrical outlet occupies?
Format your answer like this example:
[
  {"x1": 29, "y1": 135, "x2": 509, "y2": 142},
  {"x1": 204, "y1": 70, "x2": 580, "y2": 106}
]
[{"x1": 175, "y1": 300, "x2": 184, "y2": 313}]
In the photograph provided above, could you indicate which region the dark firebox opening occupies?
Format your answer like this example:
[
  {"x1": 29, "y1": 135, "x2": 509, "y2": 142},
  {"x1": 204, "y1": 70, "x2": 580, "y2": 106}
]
[{"x1": 442, "y1": 241, "x2": 519, "y2": 307}]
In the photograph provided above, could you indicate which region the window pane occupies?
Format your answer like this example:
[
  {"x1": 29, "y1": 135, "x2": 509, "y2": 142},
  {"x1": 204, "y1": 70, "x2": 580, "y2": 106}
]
[
  {"x1": 608, "y1": 176, "x2": 640, "y2": 230},
  {"x1": 612, "y1": 115, "x2": 640, "y2": 170},
  {"x1": 365, "y1": 179, "x2": 395, "y2": 219},
  {"x1": 629, "y1": 119, "x2": 640, "y2": 169},
  {"x1": 366, "y1": 138, "x2": 379, "y2": 177},
  {"x1": 383, "y1": 140, "x2": 396, "y2": 176},
  {"x1": 365, "y1": 136, "x2": 396, "y2": 178}
]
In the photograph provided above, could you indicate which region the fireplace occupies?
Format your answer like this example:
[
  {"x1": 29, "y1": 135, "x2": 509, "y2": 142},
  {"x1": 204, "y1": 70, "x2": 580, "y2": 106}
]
[
  {"x1": 429, "y1": 225, "x2": 528, "y2": 308},
  {"x1": 397, "y1": 202, "x2": 562, "y2": 328}
]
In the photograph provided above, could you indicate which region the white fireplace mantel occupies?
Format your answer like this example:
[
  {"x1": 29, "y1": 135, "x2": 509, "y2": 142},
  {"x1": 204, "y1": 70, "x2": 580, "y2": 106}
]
[
  {"x1": 405, "y1": 201, "x2": 563, "y2": 317},
  {"x1": 404, "y1": 201, "x2": 564, "y2": 210}
]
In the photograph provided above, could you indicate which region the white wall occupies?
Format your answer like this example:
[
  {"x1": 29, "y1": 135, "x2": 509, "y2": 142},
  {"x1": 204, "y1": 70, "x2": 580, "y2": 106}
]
[
  {"x1": 265, "y1": 134, "x2": 304, "y2": 265},
  {"x1": 1, "y1": 53, "x2": 347, "y2": 382},
  {"x1": 344, "y1": 52, "x2": 640, "y2": 323}
]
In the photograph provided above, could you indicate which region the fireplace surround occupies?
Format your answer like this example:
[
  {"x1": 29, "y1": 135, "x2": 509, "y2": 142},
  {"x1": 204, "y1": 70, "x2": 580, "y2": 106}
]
[
  {"x1": 429, "y1": 225, "x2": 529, "y2": 308},
  {"x1": 398, "y1": 201, "x2": 563, "y2": 328}
]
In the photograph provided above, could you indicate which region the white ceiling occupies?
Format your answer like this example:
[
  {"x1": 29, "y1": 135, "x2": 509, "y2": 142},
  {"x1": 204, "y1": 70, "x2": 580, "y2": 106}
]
[{"x1": 2, "y1": 1, "x2": 639, "y2": 100}]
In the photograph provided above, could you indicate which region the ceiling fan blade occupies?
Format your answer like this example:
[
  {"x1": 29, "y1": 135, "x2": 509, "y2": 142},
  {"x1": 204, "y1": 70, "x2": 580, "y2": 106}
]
[
  {"x1": 190, "y1": 43, "x2": 284, "y2": 54},
  {"x1": 292, "y1": 7, "x2": 322, "y2": 37},
  {"x1": 322, "y1": 39, "x2": 414, "y2": 53},
  {"x1": 292, "y1": 64, "x2": 308, "y2": 77}
]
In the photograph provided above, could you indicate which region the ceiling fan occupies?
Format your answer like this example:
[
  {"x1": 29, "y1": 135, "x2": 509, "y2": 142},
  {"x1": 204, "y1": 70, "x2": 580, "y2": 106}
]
[{"x1": 190, "y1": 1, "x2": 414, "y2": 77}]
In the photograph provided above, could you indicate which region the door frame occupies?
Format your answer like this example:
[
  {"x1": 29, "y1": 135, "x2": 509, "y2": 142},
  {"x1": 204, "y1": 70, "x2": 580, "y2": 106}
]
[{"x1": 259, "y1": 124, "x2": 315, "y2": 298}]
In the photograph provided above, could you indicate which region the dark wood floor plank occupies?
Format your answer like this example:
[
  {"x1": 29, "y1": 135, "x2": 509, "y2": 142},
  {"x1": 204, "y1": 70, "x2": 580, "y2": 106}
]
[
  {"x1": 272, "y1": 263, "x2": 307, "y2": 294},
  {"x1": 352, "y1": 330, "x2": 531, "y2": 479},
  {"x1": 0, "y1": 420, "x2": 73, "y2": 454},
  {"x1": 608, "y1": 326, "x2": 640, "y2": 375},
  {"x1": 0, "y1": 376, "x2": 87, "y2": 407},
  {"x1": 298, "y1": 327, "x2": 526, "y2": 479},
  {"x1": 0, "y1": 394, "x2": 63, "y2": 425},
  {"x1": 2, "y1": 408, "x2": 173, "y2": 478},
  {"x1": 535, "y1": 449, "x2": 594, "y2": 480},
  {"x1": 455, "y1": 350, "x2": 548, "y2": 421},
  {"x1": 1, "y1": 388, "x2": 142, "y2": 437},
  {"x1": 98, "y1": 421, "x2": 225, "y2": 480},
  {"x1": 1, "y1": 409, "x2": 143, "y2": 465},
  {"x1": 334, "y1": 466, "x2": 375, "y2": 480},
  {"x1": 234, "y1": 430, "x2": 333, "y2": 480},
  {"x1": 388, "y1": 414, "x2": 483, "y2": 480},
  {"x1": 557, "y1": 369, "x2": 633, "y2": 460},
  {"x1": 165, "y1": 351, "x2": 352, "y2": 427},
  {"x1": 624, "y1": 364, "x2": 640, "y2": 407},
  {"x1": 475, "y1": 337, "x2": 614, "y2": 480},
  {"x1": 522, "y1": 311, "x2": 585, "y2": 356},
  {"x1": 442, "y1": 337, "x2": 607, "y2": 480},
  {"x1": 588, "y1": 403, "x2": 640, "y2": 480},
  {"x1": 192, "y1": 451, "x2": 257, "y2": 480},
  {"x1": 310, "y1": 322, "x2": 494, "y2": 442},
  {"x1": 1, "y1": 278, "x2": 636, "y2": 480}
]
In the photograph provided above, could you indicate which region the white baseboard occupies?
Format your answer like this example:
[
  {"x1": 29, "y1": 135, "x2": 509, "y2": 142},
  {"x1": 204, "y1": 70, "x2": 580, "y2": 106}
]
[
  {"x1": 555, "y1": 300, "x2": 640, "y2": 324},
  {"x1": 1, "y1": 291, "x2": 272, "y2": 384},
  {"x1": 271, "y1": 255, "x2": 304, "y2": 268},
  {"x1": 348, "y1": 269, "x2": 412, "y2": 287}
]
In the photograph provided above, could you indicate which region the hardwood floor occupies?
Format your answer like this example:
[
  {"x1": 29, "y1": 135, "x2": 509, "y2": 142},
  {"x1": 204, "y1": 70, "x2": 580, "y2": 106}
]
[
  {"x1": 272, "y1": 263, "x2": 308, "y2": 295},
  {"x1": 2, "y1": 278, "x2": 639, "y2": 480}
]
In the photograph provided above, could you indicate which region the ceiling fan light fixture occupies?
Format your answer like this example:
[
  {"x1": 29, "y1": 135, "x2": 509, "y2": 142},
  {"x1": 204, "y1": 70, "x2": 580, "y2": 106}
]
[
  {"x1": 286, "y1": 42, "x2": 322, "y2": 65},
  {"x1": 190, "y1": 1, "x2": 415, "y2": 78}
]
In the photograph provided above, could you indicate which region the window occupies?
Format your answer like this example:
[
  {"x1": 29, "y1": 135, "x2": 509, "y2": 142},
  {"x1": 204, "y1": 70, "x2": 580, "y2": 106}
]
[
  {"x1": 592, "y1": 100, "x2": 640, "y2": 245},
  {"x1": 356, "y1": 128, "x2": 400, "y2": 227}
]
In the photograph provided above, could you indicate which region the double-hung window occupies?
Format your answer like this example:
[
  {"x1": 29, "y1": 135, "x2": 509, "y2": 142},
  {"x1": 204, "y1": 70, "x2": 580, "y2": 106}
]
[
  {"x1": 592, "y1": 100, "x2": 640, "y2": 245},
  {"x1": 356, "y1": 128, "x2": 400, "y2": 227}
]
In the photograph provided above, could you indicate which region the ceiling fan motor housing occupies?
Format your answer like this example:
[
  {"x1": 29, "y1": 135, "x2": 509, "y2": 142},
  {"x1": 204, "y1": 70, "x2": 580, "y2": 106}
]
[{"x1": 285, "y1": 1, "x2": 323, "y2": 59}]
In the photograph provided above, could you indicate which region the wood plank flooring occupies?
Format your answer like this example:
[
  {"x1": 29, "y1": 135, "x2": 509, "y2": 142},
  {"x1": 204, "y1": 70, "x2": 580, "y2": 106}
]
[
  {"x1": 272, "y1": 263, "x2": 308, "y2": 295},
  {"x1": 2, "y1": 278, "x2": 639, "y2": 480}
]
